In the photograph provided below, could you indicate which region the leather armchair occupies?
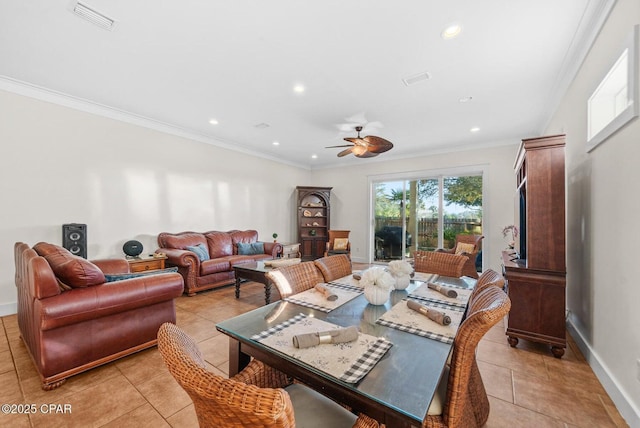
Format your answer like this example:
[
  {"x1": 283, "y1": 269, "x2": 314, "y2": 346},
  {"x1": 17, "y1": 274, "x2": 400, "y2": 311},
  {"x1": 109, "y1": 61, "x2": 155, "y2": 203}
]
[{"x1": 15, "y1": 242, "x2": 184, "y2": 389}]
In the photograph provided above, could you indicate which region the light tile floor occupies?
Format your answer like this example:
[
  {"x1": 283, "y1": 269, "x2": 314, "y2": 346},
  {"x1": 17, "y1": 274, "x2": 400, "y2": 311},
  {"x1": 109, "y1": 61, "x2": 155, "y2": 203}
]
[{"x1": 0, "y1": 272, "x2": 629, "y2": 427}]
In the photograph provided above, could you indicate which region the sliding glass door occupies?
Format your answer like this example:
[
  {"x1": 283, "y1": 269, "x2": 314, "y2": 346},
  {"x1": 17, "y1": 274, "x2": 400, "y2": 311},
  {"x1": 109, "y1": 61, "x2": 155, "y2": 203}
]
[{"x1": 373, "y1": 174, "x2": 483, "y2": 263}]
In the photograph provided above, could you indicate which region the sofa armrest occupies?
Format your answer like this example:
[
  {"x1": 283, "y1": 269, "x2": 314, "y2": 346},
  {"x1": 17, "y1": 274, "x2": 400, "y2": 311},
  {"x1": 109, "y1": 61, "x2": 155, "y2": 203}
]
[
  {"x1": 158, "y1": 248, "x2": 200, "y2": 269},
  {"x1": 434, "y1": 248, "x2": 455, "y2": 254},
  {"x1": 263, "y1": 242, "x2": 283, "y2": 258},
  {"x1": 38, "y1": 273, "x2": 184, "y2": 331},
  {"x1": 92, "y1": 258, "x2": 130, "y2": 274}
]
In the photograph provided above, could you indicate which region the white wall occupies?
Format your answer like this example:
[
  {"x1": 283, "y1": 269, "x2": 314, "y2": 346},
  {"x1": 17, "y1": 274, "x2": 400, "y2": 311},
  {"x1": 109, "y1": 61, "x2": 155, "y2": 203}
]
[
  {"x1": 311, "y1": 144, "x2": 518, "y2": 272},
  {"x1": 0, "y1": 89, "x2": 311, "y2": 314},
  {"x1": 544, "y1": 0, "x2": 640, "y2": 424}
]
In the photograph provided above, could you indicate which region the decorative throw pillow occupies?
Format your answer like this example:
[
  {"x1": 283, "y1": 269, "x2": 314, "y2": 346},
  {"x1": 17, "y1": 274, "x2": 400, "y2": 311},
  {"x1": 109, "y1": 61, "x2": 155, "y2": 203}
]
[
  {"x1": 455, "y1": 242, "x2": 476, "y2": 255},
  {"x1": 237, "y1": 242, "x2": 265, "y2": 255},
  {"x1": 186, "y1": 243, "x2": 210, "y2": 261},
  {"x1": 105, "y1": 267, "x2": 179, "y2": 283},
  {"x1": 333, "y1": 238, "x2": 349, "y2": 251},
  {"x1": 51, "y1": 257, "x2": 106, "y2": 288}
]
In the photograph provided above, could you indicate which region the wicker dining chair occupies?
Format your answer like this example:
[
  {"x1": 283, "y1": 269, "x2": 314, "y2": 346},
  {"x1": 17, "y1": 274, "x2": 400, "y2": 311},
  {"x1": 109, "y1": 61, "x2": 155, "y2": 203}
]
[
  {"x1": 473, "y1": 269, "x2": 505, "y2": 297},
  {"x1": 314, "y1": 254, "x2": 352, "y2": 282},
  {"x1": 413, "y1": 251, "x2": 468, "y2": 278},
  {"x1": 435, "y1": 235, "x2": 484, "y2": 279},
  {"x1": 355, "y1": 286, "x2": 511, "y2": 428},
  {"x1": 157, "y1": 322, "x2": 365, "y2": 428},
  {"x1": 463, "y1": 268, "x2": 506, "y2": 320},
  {"x1": 265, "y1": 261, "x2": 325, "y2": 299}
]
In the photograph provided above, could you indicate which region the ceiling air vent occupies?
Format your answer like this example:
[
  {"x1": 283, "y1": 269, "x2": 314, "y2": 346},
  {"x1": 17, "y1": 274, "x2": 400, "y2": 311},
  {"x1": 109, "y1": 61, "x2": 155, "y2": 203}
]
[
  {"x1": 402, "y1": 71, "x2": 431, "y2": 87},
  {"x1": 73, "y1": 1, "x2": 115, "y2": 30},
  {"x1": 254, "y1": 123, "x2": 270, "y2": 129}
]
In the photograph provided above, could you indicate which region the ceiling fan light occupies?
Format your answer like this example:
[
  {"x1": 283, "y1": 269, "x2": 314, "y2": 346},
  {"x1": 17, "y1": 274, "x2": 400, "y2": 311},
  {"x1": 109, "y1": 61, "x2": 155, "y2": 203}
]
[{"x1": 352, "y1": 145, "x2": 367, "y2": 155}]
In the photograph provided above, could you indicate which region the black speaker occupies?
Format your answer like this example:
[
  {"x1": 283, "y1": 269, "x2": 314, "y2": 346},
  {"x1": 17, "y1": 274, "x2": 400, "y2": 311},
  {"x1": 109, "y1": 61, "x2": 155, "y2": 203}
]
[
  {"x1": 62, "y1": 223, "x2": 87, "y2": 259},
  {"x1": 123, "y1": 240, "x2": 143, "y2": 257}
]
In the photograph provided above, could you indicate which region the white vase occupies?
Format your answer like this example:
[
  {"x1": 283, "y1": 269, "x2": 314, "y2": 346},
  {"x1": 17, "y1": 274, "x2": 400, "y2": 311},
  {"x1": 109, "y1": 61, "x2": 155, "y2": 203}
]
[
  {"x1": 393, "y1": 274, "x2": 411, "y2": 290},
  {"x1": 364, "y1": 285, "x2": 390, "y2": 305}
]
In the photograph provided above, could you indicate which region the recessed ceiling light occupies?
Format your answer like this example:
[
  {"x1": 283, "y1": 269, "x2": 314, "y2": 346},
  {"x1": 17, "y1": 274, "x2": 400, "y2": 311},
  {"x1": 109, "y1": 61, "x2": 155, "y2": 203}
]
[
  {"x1": 272, "y1": 141, "x2": 280, "y2": 146},
  {"x1": 470, "y1": 127, "x2": 480, "y2": 133},
  {"x1": 459, "y1": 96, "x2": 473, "y2": 103},
  {"x1": 441, "y1": 23, "x2": 462, "y2": 40},
  {"x1": 293, "y1": 84, "x2": 305, "y2": 94},
  {"x1": 311, "y1": 154, "x2": 318, "y2": 159},
  {"x1": 208, "y1": 118, "x2": 218, "y2": 125}
]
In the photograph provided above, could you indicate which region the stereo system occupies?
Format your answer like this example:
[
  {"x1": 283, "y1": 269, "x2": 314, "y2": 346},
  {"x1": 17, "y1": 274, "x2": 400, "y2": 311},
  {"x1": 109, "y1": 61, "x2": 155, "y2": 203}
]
[{"x1": 62, "y1": 223, "x2": 87, "y2": 259}]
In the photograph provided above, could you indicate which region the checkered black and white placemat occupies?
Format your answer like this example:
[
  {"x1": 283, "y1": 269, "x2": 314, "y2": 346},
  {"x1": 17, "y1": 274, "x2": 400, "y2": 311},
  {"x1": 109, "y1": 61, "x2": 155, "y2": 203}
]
[
  {"x1": 251, "y1": 313, "x2": 392, "y2": 384},
  {"x1": 376, "y1": 299, "x2": 463, "y2": 345},
  {"x1": 284, "y1": 284, "x2": 362, "y2": 313}
]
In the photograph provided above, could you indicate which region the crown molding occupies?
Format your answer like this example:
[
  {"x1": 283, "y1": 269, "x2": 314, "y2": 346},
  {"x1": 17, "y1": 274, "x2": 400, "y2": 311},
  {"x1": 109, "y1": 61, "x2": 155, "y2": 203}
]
[
  {"x1": 0, "y1": 76, "x2": 310, "y2": 171},
  {"x1": 537, "y1": 0, "x2": 617, "y2": 132}
]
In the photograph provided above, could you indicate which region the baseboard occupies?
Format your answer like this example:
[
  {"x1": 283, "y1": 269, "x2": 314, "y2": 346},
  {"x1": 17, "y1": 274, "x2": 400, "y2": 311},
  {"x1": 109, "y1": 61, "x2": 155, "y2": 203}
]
[
  {"x1": 567, "y1": 316, "x2": 640, "y2": 428},
  {"x1": 0, "y1": 302, "x2": 17, "y2": 317}
]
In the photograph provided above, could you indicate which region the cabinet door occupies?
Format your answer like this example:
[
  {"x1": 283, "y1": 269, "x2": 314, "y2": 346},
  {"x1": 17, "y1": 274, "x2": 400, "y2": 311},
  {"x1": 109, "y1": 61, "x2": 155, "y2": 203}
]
[{"x1": 505, "y1": 270, "x2": 566, "y2": 346}]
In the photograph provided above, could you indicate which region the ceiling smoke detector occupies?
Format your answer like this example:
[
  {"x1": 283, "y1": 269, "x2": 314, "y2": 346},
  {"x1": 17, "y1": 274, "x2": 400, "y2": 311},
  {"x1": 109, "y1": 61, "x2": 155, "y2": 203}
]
[{"x1": 72, "y1": 1, "x2": 115, "y2": 31}]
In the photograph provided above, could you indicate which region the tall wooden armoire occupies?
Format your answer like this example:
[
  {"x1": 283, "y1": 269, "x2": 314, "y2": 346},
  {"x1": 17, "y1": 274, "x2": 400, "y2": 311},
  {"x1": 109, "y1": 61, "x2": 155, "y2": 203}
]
[
  {"x1": 502, "y1": 134, "x2": 567, "y2": 358},
  {"x1": 296, "y1": 186, "x2": 332, "y2": 261}
]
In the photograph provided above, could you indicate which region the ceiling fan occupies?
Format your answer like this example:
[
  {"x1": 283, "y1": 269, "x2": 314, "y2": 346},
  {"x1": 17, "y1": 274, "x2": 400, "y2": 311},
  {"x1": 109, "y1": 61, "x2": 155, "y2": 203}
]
[{"x1": 326, "y1": 125, "x2": 394, "y2": 158}]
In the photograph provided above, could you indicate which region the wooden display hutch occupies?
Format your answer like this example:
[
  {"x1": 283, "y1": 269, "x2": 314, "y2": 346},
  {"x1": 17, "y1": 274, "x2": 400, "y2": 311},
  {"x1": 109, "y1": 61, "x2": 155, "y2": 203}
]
[
  {"x1": 296, "y1": 186, "x2": 331, "y2": 260},
  {"x1": 503, "y1": 134, "x2": 566, "y2": 358}
]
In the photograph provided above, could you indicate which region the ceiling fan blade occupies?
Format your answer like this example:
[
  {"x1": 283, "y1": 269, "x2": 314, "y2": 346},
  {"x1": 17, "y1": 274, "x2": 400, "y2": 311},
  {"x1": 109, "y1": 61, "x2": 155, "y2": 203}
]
[
  {"x1": 337, "y1": 148, "x2": 354, "y2": 157},
  {"x1": 344, "y1": 137, "x2": 368, "y2": 146},
  {"x1": 362, "y1": 136, "x2": 394, "y2": 153},
  {"x1": 325, "y1": 144, "x2": 354, "y2": 148}
]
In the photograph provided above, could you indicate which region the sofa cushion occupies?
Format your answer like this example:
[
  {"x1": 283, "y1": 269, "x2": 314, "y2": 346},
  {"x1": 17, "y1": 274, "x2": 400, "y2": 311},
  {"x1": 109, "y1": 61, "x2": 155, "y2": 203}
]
[
  {"x1": 161, "y1": 232, "x2": 207, "y2": 251},
  {"x1": 186, "y1": 243, "x2": 210, "y2": 261},
  {"x1": 333, "y1": 238, "x2": 349, "y2": 251},
  {"x1": 237, "y1": 242, "x2": 265, "y2": 255},
  {"x1": 33, "y1": 242, "x2": 105, "y2": 288},
  {"x1": 104, "y1": 267, "x2": 179, "y2": 282},
  {"x1": 204, "y1": 231, "x2": 234, "y2": 258},
  {"x1": 455, "y1": 242, "x2": 475, "y2": 255},
  {"x1": 200, "y1": 259, "x2": 231, "y2": 276},
  {"x1": 53, "y1": 257, "x2": 106, "y2": 288},
  {"x1": 229, "y1": 230, "x2": 259, "y2": 254}
]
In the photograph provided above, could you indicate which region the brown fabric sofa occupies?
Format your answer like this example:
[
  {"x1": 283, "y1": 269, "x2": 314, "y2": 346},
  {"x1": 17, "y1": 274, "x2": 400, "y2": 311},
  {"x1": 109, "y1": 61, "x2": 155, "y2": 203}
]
[
  {"x1": 15, "y1": 242, "x2": 184, "y2": 390},
  {"x1": 157, "y1": 230, "x2": 282, "y2": 296}
]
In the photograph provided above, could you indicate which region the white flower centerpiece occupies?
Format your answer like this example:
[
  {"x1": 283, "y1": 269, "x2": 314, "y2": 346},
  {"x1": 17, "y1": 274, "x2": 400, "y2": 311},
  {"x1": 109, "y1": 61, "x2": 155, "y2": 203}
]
[
  {"x1": 387, "y1": 260, "x2": 413, "y2": 290},
  {"x1": 360, "y1": 267, "x2": 395, "y2": 305}
]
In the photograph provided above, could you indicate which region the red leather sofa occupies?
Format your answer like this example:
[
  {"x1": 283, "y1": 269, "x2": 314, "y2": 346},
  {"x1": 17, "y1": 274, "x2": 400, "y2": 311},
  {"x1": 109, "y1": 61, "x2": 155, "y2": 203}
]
[
  {"x1": 14, "y1": 242, "x2": 184, "y2": 390},
  {"x1": 157, "y1": 229, "x2": 282, "y2": 296}
]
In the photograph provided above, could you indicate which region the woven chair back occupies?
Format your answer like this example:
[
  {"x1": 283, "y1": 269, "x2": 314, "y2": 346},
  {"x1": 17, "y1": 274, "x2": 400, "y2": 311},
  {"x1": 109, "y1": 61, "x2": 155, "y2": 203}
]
[
  {"x1": 314, "y1": 254, "x2": 352, "y2": 282},
  {"x1": 157, "y1": 323, "x2": 295, "y2": 427},
  {"x1": 414, "y1": 251, "x2": 468, "y2": 278},
  {"x1": 266, "y1": 261, "x2": 325, "y2": 298}
]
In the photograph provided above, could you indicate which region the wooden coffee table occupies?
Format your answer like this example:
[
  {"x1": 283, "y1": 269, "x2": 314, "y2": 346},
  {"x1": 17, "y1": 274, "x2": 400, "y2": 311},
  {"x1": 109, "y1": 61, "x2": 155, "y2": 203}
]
[{"x1": 232, "y1": 260, "x2": 275, "y2": 305}]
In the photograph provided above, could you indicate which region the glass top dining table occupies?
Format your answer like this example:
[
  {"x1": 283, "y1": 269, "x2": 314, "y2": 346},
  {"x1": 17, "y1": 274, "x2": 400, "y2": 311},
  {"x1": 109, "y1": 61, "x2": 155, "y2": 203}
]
[{"x1": 216, "y1": 274, "x2": 475, "y2": 428}]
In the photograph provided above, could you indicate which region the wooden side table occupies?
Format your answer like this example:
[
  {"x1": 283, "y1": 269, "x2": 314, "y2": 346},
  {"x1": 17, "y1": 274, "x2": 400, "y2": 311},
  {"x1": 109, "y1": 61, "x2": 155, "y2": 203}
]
[
  {"x1": 280, "y1": 243, "x2": 301, "y2": 259},
  {"x1": 127, "y1": 254, "x2": 167, "y2": 273}
]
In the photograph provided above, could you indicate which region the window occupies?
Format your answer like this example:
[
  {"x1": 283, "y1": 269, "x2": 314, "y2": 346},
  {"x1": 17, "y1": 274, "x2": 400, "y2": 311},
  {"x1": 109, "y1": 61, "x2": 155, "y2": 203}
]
[{"x1": 372, "y1": 173, "x2": 483, "y2": 266}]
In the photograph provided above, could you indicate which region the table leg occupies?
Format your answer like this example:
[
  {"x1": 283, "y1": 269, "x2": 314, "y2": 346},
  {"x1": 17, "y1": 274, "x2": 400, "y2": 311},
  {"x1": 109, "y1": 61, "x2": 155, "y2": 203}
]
[
  {"x1": 264, "y1": 282, "x2": 272, "y2": 305},
  {"x1": 228, "y1": 338, "x2": 250, "y2": 377},
  {"x1": 235, "y1": 277, "x2": 241, "y2": 299}
]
